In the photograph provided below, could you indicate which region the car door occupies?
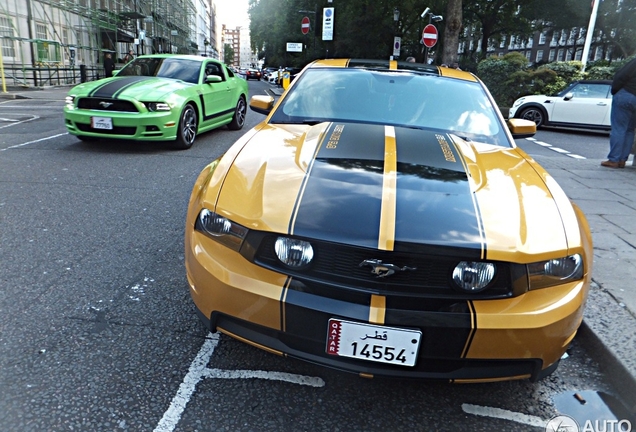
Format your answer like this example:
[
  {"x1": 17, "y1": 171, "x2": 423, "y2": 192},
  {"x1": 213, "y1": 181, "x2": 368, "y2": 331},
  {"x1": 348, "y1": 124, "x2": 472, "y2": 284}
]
[
  {"x1": 200, "y1": 60, "x2": 234, "y2": 126},
  {"x1": 550, "y1": 83, "x2": 612, "y2": 127}
]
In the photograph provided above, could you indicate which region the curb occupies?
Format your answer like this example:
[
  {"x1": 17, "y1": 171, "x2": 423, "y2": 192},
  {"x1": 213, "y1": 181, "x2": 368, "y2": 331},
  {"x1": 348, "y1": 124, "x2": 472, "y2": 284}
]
[{"x1": 577, "y1": 282, "x2": 636, "y2": 412}]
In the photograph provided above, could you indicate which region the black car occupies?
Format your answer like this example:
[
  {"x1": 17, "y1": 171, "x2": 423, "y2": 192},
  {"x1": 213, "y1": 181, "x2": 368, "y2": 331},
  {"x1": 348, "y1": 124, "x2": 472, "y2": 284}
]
[{"x1": 245, "y1": 69, "x2": 262, "y2": 80}]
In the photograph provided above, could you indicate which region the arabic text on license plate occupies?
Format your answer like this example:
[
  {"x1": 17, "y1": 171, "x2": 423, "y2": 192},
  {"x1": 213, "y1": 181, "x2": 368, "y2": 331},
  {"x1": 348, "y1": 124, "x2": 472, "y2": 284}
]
[
  {"x1": 91, "y1": 116, "x2": 113, "y2": 130},
  {"x1": 326, "y1": 319, "x2": 421, "y2": 367}
]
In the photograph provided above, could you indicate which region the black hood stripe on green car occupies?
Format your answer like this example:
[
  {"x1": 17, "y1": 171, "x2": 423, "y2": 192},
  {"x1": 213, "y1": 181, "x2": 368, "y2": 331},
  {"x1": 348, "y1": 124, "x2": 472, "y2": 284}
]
[
  {"x1": 289, "y1": 122, "x2": 486, "y2": 255},
  {"x1": 88, "y1": 76, "x2": 153, "y2": 98}
]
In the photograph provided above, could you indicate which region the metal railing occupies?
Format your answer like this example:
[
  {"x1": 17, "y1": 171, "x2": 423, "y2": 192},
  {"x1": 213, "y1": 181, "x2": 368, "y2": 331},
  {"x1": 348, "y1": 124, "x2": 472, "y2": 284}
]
[{"x1": 1, "y1": 64, "x2": 105, "y2": 88}]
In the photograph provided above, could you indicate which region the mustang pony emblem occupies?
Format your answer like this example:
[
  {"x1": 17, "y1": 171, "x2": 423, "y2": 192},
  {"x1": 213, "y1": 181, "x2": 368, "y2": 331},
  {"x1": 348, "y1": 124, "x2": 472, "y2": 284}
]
[
  {"x1": 99, "y1": 101, "x2": 113, "y2": 108},
  {"x1": 359, "y1": 259, "x2": 416, "y2": 278}
]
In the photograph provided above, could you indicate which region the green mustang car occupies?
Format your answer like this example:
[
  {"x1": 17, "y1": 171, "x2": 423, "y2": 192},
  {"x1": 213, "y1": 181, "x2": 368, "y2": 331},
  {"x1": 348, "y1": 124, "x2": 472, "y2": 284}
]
[{"x1": 64, "y1": 54, "x2": 249, "y2": 149}]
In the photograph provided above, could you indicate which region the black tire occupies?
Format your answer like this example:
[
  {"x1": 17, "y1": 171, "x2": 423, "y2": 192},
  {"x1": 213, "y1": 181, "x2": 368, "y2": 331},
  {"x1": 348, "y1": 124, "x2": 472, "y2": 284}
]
[
  {"x1": 228, "y1": 97, "x2": 247, "y2": 130},
  {"x1": 519, "y1": 107, "x2": 546, "y2": 127},
  {"x1": 174, "y1": 104, "x2": 197, "y2": 150}
]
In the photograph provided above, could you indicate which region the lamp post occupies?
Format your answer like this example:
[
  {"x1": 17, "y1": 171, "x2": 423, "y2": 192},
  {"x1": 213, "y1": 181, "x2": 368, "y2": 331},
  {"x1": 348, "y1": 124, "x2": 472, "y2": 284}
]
[
  {"x1": 204, "y1": 38, "x2": 209, "y2": 57},
  {"x1": 298, "y1": 5, "x2": 317, "y2": 59}
]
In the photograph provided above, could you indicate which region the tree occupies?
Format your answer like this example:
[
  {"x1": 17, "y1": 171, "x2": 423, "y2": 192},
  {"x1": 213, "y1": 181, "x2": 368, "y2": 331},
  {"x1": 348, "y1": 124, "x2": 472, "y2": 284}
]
[
  {"x1": 224, "y1": 44, "x2": 235, "y2": 65},
  {"x1": 442, "y1": 0, "x2": 462, "y2": 65}
]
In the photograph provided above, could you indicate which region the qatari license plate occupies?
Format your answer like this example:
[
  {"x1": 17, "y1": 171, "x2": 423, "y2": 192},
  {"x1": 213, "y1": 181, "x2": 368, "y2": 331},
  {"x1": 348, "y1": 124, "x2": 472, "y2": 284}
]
[{"x1": 326, "y1": 319, "x2": 421, "y2": 367}]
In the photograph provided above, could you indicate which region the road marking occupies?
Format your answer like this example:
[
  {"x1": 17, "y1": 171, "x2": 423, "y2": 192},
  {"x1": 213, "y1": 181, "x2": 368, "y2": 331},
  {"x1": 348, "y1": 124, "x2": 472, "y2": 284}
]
[
  {"x1": 0, "y1": 114, "x2": 39, "y2": 130},
  {"x1": 462, "y1": 403, "x2": 547, "y2": 428},
  {"x1": 202, "y1": 368, "x2": 325, "y2": 387},
  {"x1": 154, "y1": 332, "x2": 325, "y2": 432},
  {"x1": 524, "y1": 138, "x2": 586, "y2": 159},
  {"x1": 0, "y1": 132, "x2": 68, "y2": 151}
]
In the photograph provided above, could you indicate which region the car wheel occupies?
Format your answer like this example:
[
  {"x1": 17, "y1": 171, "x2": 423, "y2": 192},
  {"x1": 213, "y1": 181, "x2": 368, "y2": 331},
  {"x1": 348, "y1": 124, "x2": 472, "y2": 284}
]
[
  {"x1": 228, "y1": 96, "x2": 247, "y2": 130},
  {"x1": 520, "y1": 107, "x2": 546, "y2": 127},
  {"x1": 174, "y1": 104, "x2": 197, "y2": 150}
]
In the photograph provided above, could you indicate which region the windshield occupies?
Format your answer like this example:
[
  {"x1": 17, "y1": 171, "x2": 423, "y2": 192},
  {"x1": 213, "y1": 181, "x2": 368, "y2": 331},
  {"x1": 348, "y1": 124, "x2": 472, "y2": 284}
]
[
  {"x1": 116, "y1": 57, "x2": 203, "y2": 84},
  {"x1": 269, "y1": 68, "x2": 509, "y2": 146}
]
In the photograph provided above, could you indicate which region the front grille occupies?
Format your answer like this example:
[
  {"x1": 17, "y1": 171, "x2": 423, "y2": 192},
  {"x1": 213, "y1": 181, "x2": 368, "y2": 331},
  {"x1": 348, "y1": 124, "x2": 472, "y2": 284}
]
[
  {"x1": 77, "y1": 98, "x2": 138, "y2": 113},
  {"x1": 252, "y1": 234, "x2": 516, "y2": 299}
]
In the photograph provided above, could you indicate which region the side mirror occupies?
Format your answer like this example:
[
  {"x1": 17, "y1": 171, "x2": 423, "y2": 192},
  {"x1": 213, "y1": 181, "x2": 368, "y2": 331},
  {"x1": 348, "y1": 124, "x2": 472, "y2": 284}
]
[
  {"x1": 249, "y1": 95, "x2": 275, "y2": 115},
  {"x1": 205, "y1": 75, "x2": 222, "y2": 84},
  {"x1": 563, "y1": 92, "x2": 574, "y2": 101},
  {"x1": 507, "y1": 118, "x2": 536, "y2": 139}
]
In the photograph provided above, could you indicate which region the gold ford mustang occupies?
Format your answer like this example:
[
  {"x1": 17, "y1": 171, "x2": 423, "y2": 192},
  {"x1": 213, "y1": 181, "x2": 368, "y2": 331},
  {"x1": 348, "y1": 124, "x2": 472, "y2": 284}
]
[{"x1": 185, "y1": 59, "x2": 592, "y2": 382}]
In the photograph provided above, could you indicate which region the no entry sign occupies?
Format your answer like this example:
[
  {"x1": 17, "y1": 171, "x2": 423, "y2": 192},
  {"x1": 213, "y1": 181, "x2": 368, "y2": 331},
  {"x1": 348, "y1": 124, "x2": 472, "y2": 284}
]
[
  {"x1": 422, "y1": 24, "x2": 438, "y2": 48},
  {"x1": 301, "y1": 16, "x2": 310, "y2": 35}
]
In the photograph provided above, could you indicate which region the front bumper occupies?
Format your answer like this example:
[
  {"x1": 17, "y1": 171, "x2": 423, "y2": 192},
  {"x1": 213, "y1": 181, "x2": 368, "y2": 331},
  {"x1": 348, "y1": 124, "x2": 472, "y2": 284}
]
[
  {"x1": 64, "y1": 107, "x2": 179, "y2": 141},
  {"x1": 185, "y1": 232, "x2": 587, "y2": 382}
]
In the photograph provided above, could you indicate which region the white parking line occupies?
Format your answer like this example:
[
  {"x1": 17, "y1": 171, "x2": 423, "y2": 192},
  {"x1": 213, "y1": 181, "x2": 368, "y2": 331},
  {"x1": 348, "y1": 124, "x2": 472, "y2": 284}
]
[
  {"x1": 0, "y1": 113, "x2": 39, "y2": 130},
  {"x1": 0, "y1": 132, "x2": 68, "y2": 151},
  {"x1": 154, "y1": 332, "x2": 325, "y2": 432},
  {"x1": 524, "y1": 138, "x2": 586, "y2": 159},
  {"x1": 462, "y1": 403, "x2": 547, "y2": 429}
]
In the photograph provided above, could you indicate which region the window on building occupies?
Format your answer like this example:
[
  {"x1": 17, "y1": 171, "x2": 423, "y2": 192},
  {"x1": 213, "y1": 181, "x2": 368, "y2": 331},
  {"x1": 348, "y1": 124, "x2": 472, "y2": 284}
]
[
  {"x1": 525, "y1": 51, "x2": 531, "y2": 60},
  {"x1": 595, "y1": 46, "x2": 602, "y2": 60},
  {"x1": 575, "y1": 49, "x2": 582, "y2": 60},
  {"x1": 549, "y1": 49, "x2": 556, "y2": 61},
  {"x1": 500, "y1": 36, "x2": 506, "y2": 48},
  {"x1": 36, "y1": 23, "x2": 47, "y2": 40},
  {"x1": 0, "y1": 16, "x2": 16, "y2": 58},
  {"x1": 551, "y1": 31, "x2": 558, "y2": 46},
  {"x1": 538, "y1": 32, "x2": 546, "y2": 45},
  {"x1": 536, "y1": 50, "x2": 543, "y2": 62},
  {"x1": 558, "y1": 49, "x2": 565, "y2": 61},
  {"x1": 560, "y1": 31, "x2": 567, "y2": 45},
  {"x1": 527, "y1": 37, "x2": 533, "y2": 48}
]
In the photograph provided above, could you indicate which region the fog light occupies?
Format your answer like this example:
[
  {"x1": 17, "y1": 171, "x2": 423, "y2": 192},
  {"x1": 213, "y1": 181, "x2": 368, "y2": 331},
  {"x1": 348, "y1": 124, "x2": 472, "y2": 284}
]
[
  {"x1": 452, "y1": 261, "x2": 496, "y2": 292},
  {"x1": 274, "y1": 237, "x2": 314, "y2": 268}
]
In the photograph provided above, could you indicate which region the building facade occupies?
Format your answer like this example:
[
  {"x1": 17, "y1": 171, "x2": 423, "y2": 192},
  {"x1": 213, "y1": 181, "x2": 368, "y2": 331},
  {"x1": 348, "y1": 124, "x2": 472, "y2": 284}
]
[{"x1": 0, "y1": 0, "x2": 217, "y2": 87}]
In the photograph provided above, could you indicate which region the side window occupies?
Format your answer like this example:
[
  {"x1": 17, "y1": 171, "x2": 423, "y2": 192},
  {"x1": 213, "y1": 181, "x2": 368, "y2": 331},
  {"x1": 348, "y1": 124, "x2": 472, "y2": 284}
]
[
  {"x1": 205, "y1": 62, "x2": 225, "y2": 81},
  {"x1": 225, "y1": 66, "x2": 235, "y2": 78}
]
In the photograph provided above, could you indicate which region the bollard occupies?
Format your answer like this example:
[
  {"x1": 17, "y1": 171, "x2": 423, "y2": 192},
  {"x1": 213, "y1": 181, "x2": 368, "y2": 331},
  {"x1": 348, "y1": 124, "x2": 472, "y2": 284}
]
[{"x1": 80, "y1": 64, "x2": 87, "y2": 83}]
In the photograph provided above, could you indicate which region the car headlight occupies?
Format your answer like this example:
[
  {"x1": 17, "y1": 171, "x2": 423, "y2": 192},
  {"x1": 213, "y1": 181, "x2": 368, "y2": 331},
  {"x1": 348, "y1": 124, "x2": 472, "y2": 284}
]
[
  {"x1": 274, "y1": 237, "x2": 314, "y2": 268},
  {"x1": 527, "y1": 254, "x2": 583, "y2": 290},
  {"x1": 195, "y1": 209, "x2": 248, "y2": 251},
  {"x1": 452, "y1": 261, "x2": 496, "y2": 292},
  {"x1": 143, "y1": 102, "x2": 171, "y2": 112},
  {"x1": 65, "y1": 95, "x2": 76, "y2": 107}
]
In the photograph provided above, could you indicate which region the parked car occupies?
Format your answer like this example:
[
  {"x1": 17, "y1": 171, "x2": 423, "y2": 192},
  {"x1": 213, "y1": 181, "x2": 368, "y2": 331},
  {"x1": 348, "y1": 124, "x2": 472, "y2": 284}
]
[
  {"x1": 245, "y1": 68, "x2": 262, "y2": 80},
  {"x1": 64, "y1": 55, "x2": 248, "y2": 149},
  {"x1": 508, "y1": 80, "x2": 612, "y2": 131},
  {"x1": 185, "y1": 59, "x2": 592, "y2": 382}
]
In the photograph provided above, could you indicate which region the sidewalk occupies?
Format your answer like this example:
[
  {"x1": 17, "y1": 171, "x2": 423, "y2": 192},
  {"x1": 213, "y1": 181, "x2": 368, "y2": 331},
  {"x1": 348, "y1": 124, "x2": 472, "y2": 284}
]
[{"x1": 2, "y1": 84, "x2": 635, "y2": 409}]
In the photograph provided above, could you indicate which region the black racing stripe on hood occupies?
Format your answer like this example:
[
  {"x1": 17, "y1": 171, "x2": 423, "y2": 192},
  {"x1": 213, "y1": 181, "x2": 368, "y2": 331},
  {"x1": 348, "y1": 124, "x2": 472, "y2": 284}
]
[
  {"x1": 89, "y1": 76, "x2": 153, "y2": 98},
  {"x1": 291, "y1": 123, "x2": 484, "y2": 253},
  {"x1": 393, "y1": 128, "x2": 484, "y2": 253},
  {"x1": 292, "y1": 123, "x2": 386, "y2": 249}
]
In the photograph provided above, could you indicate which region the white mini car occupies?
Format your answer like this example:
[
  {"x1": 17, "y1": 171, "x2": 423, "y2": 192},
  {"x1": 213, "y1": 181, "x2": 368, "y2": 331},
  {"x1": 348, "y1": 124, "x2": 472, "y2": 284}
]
[{"x1": 508, "y1": 80, "x2": 612, "y2": 131}]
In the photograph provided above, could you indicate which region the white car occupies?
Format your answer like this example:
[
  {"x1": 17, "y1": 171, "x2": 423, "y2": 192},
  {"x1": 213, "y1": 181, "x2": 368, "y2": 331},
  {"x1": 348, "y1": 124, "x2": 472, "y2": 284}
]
[{"x1": 508, "y1": 80, "x2": 612, "y2": 131}]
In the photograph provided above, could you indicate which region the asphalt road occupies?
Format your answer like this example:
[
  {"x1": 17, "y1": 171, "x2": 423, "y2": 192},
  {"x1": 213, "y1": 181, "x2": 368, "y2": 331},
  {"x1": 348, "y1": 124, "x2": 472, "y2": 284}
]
[{"x1": 0, "y1": 81, "x2": 630, "y2": 431}]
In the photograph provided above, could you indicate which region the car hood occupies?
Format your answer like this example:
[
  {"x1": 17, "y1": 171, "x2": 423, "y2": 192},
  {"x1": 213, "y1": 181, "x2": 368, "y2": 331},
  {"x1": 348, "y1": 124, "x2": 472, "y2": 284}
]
[
  {"x1": 69, "y1": 76, "x2": 192, "y2": 100},
  {"x1": 213, "y1": 122, "x2": 577, "y2": 262}
]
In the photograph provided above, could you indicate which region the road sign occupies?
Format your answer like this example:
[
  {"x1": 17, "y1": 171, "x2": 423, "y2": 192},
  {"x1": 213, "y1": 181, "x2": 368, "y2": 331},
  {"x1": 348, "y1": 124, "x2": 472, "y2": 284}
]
[
  {"x1": 301, "y1": 16, "x2": 310, "y2": 35},
  {"x1": 286, "y1": 42, "x2": 302, "y2": 52},
  {"x1": 322, "y1": 7, "x2": 334, "y2": 41},
  {"x1": 393, "y1": 37, "x2": 401, "y2": 57},
  {"x1": 422, "y1": 24, "x2": 438, "y2": 48}
]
